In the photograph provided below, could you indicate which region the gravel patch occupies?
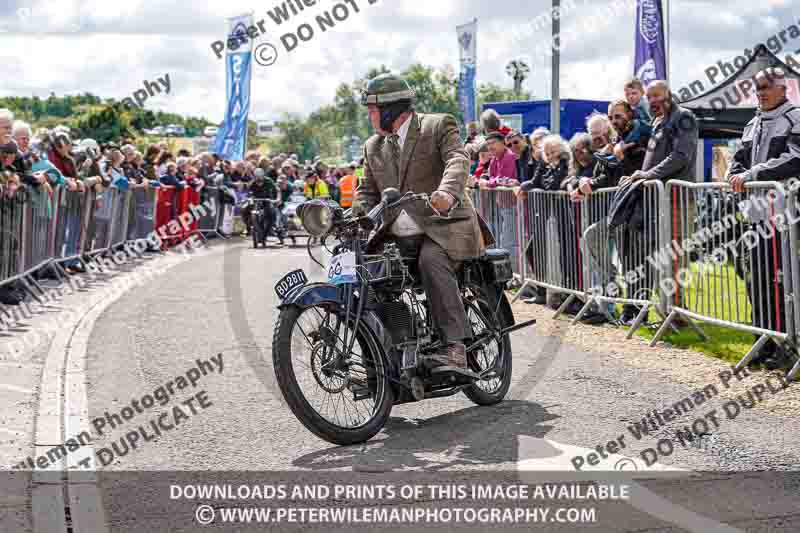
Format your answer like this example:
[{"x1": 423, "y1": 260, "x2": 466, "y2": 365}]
[{"x1": 510, "y1": 299, "x2": 800, "y2": 417}]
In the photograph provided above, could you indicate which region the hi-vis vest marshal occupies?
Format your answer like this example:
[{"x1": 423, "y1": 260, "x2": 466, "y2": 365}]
[{"x1": 339, "y1": 174, "x2": 356, "y2": 207}]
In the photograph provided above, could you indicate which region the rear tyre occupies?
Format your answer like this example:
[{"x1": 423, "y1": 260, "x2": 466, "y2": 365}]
[
  {"x1": 462, "y1": 285, "x2": 512, "y2": 406},
  {"x1": 273, "y1": 303, "x2": 394, "y2": 445}
]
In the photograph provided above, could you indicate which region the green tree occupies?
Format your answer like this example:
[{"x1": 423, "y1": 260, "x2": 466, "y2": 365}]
[
  {"x1": 73, "y1": 104, "x2": 136, "y2": 143},
  {"x1": 477, "y1": 82, "x2": 531, "y2": 111},
  {"x1": 401, "y1": 64, "x2": 460, "y2": 120}
]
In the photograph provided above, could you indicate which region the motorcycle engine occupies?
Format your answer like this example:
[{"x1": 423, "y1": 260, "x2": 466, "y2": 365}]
[{"x1": 375, "y1": 299, "x2": 413, "y2": 345}]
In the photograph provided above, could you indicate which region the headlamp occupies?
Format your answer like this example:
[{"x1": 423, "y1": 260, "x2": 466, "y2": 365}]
[{"x1": 299, "y1": 200, "x2": 343, "y2": 237}]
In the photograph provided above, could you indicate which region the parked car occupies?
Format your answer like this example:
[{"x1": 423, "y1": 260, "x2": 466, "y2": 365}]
[
  {"x1": 165, "y1": 124, "x2": 186, "y2": 137},
  {"x1": 203, "y1": 126, "x2": 219, "y2": 138}
]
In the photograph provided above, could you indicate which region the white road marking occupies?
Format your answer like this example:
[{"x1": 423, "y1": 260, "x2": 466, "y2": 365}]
[
  {"x1": 0, "y1": 383, "x2": 34, "y2": 394},
  {"x1": 517, "y1": 437, "x2": 743, "y2": 532},
  {"x1": 31, "y1": 249, "x2": 222, "y2": 533},
  {"x1": 517, "y1": 437, "x2": 679, "y2": 473}
]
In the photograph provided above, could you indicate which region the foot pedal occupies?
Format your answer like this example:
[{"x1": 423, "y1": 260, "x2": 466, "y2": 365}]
[{"x1": 430, "y1": 366, "x2": 479, "y2": 381}]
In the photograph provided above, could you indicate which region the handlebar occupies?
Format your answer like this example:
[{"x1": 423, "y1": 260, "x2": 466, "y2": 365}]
[{"x1": 365, "y1": 191, "x2": 430, "y2": 225}]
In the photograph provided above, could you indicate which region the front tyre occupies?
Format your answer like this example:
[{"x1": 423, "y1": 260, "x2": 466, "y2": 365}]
[
  {"x1": 252, "y1": 220, "x2": 262, "y2": 248},
  {"x1": 462, "y1": 286, "x2": 513, "y2": 405},
  {"x1": 272, "y1": 303, "x2": 394, "y2": 445}
]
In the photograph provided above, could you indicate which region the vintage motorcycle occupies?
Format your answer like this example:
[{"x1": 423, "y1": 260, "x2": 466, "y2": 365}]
[
  {"x1": 244, "y1": 197, "x2": 287, "y2": 248},
  {"x1": 271, "y1": 188, "x2": 535, "y2": 445}
]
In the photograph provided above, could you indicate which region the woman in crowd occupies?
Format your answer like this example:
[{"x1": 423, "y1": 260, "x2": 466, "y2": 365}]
[
  {"x1": 156, "y1": 151, "x2": 174, "y2": 176},
  {"x1": 569, "y1": 133, "x2": 596, "y2": 180},
  {"x1": 519, "y1": 135, "x2": 582, "y2": 312},
  {"x1": 107, "y1": 149, "x2": 129, "y2": 189},
  {"x1": 143, "y1": 145, "x2": 161, "y2": 181}
]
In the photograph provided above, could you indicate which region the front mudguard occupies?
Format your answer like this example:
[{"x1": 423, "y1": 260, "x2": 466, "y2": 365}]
[
  {"x1": 277, "y1": 282, "x2": 342, "y2": 310},
  {"x1": 276, "y1": 282, "x2": 402, "y2": 388}
]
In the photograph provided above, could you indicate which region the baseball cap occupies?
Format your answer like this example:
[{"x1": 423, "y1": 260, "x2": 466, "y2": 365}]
[
  {"x1": 254, "y1": 168, "x2": 265, "y2": 178},
  {"x1": 0, "y1": 140, "x2": 21, "y2": 156}
]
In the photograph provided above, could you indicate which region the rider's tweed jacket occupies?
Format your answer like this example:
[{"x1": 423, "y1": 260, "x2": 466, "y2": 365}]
[{"x1": 356, "y1": 112, "x2": 487, "y2": 262}]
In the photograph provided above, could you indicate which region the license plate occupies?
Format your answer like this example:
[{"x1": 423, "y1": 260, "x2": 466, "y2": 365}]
[
  {"x1": 274, "y1": 269, "x2": 308, "y2": 299},
  {"x1": 327, "y1": 251, "x2": 357, "y2": 285}
]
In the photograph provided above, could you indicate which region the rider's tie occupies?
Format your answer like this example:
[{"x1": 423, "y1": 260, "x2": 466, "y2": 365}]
[{"x1": 387, "y1": 134, "x2": 401, "y2": 178}]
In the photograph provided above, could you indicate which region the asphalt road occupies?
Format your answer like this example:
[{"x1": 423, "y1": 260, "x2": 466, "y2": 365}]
[
  {"x1": 82, "y1": 241, "x2": 800, "y2": 472},
  {"x1": 4, "y1": 239, "x2": 800, "y2": 532}
]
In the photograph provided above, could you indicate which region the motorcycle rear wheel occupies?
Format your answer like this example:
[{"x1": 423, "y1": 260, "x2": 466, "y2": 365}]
[
  {"x1": 462, "y1": 286, "x2": 513, "y2": 405},
  {"x1": 273, "y1": 303, "x2": 394, "y2": 445}
]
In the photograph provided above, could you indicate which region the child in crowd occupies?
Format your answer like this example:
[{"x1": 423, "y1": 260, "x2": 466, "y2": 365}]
[
  {"x1": 473, "y1": 142, "x2": 491, "y2": 178},
  {"x1": 624, "y1": 78, "x2": 651, "y2": 123},
  {"x1": 160, "y1": 161, "x2": 185, "y2": 189}
]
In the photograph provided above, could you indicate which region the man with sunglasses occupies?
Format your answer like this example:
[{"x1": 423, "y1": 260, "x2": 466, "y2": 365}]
[
  {"x1": 505, "y1": 131, "x2": 536, "y2": 182},
  {"x1": 727, "y1": 67, "x2": 800, "y2": 369}
]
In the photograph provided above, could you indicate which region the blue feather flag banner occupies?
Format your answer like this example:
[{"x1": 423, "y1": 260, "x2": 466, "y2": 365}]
[{"x1": 213, "y1": 13, "x2": 254, "y2": 161}]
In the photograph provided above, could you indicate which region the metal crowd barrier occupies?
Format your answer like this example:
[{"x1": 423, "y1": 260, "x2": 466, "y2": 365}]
[
  {"x1": 109, "y1": 188, "x2": 132, "y2": 251},
  {"x1": 196, "y1": 186, "x2": 226, "y2": 239},
  {"x1": 88, "y1": 186, "x2": 117, "y2": 256},
  {"x1": 22, "y1": 185, "x2": 58, "y2": 274},
  {"x1": 0, "y1": 189, "x2": 27, "y2": 286},
  {"x1": 513, "y1": 188, "x2": 584, "y2": 318},
  {"x1": 127, "y1": 186, "x2": 154, "y2": 241},
  {"x1": 652, "y1": 181, "x2": 798, "y2": 379},
  {"x1": 474, "y1": 188, "x2": 521, "y2": 279},
  {"x1": 576, "y1": 180, "x2": 685, "y2": 336},
  {"x1": 1, "y1": 180, "x2": 211, "y2": 293},
  {"x1": 52, "y1": 187, "x2": 92, "y2": 270}
]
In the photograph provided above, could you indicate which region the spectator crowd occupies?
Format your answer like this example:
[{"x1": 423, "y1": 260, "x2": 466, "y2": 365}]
[
  {"x1": 0, "y1": 106, "x2": 366, "y2": 306},
  {"x1": 465, "y1": 71, "x2": 799, "y2": 369},
  {"x1": 2, "y1": 68, "x2": 798, "y2": 370}
]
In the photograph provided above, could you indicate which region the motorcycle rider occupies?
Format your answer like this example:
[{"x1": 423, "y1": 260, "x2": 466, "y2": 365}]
[
  {"x1": 243, "y1": 168, "x2": 281, "y2": 243},
  {"x1": 355, "y1": 73, "x2": 491, "y2": 379}
]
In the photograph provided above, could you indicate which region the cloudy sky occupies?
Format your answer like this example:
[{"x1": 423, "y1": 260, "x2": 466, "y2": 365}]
[{"x1": 1, "y1": 0, "x2": 798, "y2": 124}]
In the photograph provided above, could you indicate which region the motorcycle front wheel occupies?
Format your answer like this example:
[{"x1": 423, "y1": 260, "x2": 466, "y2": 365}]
[
  {"x1": 252, "y1": 220, "x2": 262, "y2": 248},
  {"x1": 272, "y1": 303, "x2": 394, "y2": 445}
]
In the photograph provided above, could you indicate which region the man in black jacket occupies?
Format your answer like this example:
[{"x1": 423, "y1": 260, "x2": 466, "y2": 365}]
[
  {"x1": 505, "y1": 131, "x2": 536, "y2": 182},
  {"x1": 242, "y1": 168, "x2": 279, "y2": 239}
]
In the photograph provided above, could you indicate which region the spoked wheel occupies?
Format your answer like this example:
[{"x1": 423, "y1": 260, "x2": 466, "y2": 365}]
[
  {"x1": 462, "y1": 286, "x2": 512, "y2": 405},
  {"x1": 252, "y1": 223, "x2": 262, "y2": 249},
  {"x1": 272, "y1": 303, "x2": 393, "y2": 445}
]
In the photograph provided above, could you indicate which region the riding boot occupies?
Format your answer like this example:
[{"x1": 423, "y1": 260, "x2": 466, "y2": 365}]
[{"x1": 426, "y1": 342, "x2": 479, "y2": 380}]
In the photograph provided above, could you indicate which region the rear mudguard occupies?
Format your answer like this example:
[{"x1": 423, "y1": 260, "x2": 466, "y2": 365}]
[
  {"x1": 277, "y1": 282, "x2": 403, "y2": 391},
  {"x1": 496, "y1": 286, "x2": 515, "y2": 328},
  {"x1": 477, "y1": 282, "x2": 515, "y2": 329}
]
